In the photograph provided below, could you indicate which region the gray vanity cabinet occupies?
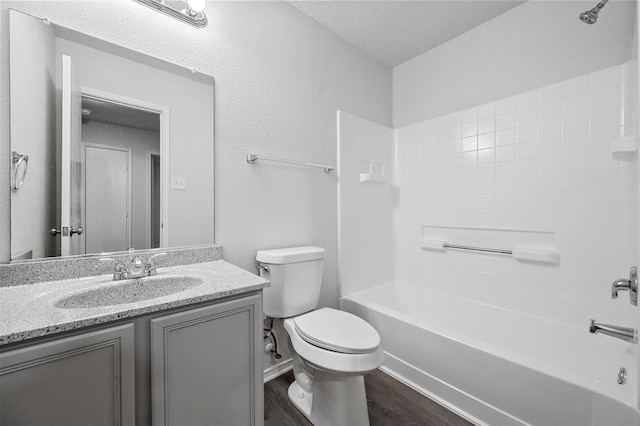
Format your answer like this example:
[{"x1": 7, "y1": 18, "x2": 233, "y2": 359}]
[
  {"x1": 0, "y1": 292, "x2": 263, "y2": 426},
  {"x1": 150, "y1": 293, "x2": 263, "y2": 426},
  {"x1": 0, "y1": 323, "x2": 136, "y2": 426}
]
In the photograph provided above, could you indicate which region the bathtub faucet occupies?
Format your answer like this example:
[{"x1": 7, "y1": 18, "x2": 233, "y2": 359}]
[
  {"x1": 610, "y1": 266, "x2": 637, "y2": 306},
  {"x1": 589, "y1": 319, "x2": 637, "y2": 344}
]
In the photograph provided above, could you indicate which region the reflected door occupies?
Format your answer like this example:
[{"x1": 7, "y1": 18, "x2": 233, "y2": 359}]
[
  {"x1": 84, "y1": 145, "x2": 130, "y2": 253},
  {"x1": 61, "y1": 54, "x2": 83, "y2": 256}
]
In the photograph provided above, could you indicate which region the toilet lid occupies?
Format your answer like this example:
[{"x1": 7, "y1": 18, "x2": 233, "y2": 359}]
[{"x1": 293, "y1": 308, "x2": 380, "y2": 354}]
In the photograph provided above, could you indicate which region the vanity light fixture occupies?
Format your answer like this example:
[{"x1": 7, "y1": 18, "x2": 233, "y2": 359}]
[{"x1": 133, "y1": 0, "x2": 208, "y2": 28}]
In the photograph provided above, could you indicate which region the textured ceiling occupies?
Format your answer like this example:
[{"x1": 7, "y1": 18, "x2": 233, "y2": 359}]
[
  {"x1": 288, "y1": 1, "x2": 526, "y2": 67},
  {"x1": 82, "y1": 97, "x2": 160, "y2": 132}
]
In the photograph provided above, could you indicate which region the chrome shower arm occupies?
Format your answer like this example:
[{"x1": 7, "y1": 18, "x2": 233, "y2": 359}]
[{"x1": 579, "y1": 0, "x2": 609, "y2": 24}]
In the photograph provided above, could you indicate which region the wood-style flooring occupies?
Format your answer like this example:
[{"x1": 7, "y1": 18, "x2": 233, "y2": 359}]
[{"x1": 264, "y1": 369, "x2": 474, "y2": 426}]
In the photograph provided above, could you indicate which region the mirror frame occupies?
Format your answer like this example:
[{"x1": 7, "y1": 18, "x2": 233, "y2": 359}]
[{"x1": 7, "y1": 9, "x2": 215, "y2": 264}]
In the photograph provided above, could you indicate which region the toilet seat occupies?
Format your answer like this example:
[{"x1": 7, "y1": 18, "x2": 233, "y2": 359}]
[
  {"x1": 284, "y1": 310, "x2": 385, "y2": 374},
  {"x1": 293, "y1": 308, "x2": 380, "y2": 354}
]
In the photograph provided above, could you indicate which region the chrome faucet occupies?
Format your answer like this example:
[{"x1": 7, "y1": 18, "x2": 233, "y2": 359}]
[
  {"x1": 611, "y1": 267, "x2": 637, "y2": 306},
  {"x1": 100, "y1": 250, "x2": 168, "y2": 281},
  {"x1": 589, "y1": 319, "x2": 638, "y2": 344},
  {"x1": 128, "y1": 256, "x2": 147, "y2": 278}
]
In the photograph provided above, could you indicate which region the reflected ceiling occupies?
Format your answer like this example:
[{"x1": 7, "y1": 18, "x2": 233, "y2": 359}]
[{"x1": 82, "y1": 97, "x2": 160, "y2": 132}]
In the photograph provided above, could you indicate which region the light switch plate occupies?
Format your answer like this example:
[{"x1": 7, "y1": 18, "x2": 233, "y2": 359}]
[{"x1": 171, "y1": 176, "x2": 186, "y2": 190}]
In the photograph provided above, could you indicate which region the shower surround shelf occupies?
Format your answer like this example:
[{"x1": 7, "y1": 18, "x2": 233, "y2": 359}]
[
  {"x1": 360, "y1": 160, "x2": 386, "y2": 183},
  {"x1": 360, "y1": 173, "x2": 387, "y2": 183},
  {"x1": 611, "y1": 136, "x2": 637, "y2": 161}
]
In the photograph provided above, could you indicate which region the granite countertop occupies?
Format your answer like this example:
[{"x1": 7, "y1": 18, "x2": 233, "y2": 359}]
[{"x1": 0, "y1": 260, "x2": 268, "y2": 346}]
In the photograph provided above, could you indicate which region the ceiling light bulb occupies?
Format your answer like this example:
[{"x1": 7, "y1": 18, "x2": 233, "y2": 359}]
[{"x1": 187, "y1": 0, "x2": 205, "y2": 13}]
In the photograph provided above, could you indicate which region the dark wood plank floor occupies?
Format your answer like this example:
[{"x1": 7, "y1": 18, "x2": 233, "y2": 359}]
[{"x1": 264, "y1": 369, "x2": 474, "y2": 426}]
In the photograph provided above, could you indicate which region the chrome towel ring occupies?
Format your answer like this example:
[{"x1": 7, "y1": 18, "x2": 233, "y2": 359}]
[{"x1": 11, "y1": 151, "x2": 29, "y2": 190}]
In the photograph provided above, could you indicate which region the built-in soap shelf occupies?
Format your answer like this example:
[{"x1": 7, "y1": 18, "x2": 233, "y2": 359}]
[
  {"x1": 612, "y1": 135, "x2": 637, "y2": 153},
  {"x1": 611, "y1": 136, "x2": 637, "y2": 160},
  {"x1": 360, "y1": 173, "x2": 386, "y2": 183},
  {"x1": 360, "y1": 160, "x2": 387, "y2": 183},
  {"x1": 420, "y1": 225, "x2": 560, "y2": 265}
]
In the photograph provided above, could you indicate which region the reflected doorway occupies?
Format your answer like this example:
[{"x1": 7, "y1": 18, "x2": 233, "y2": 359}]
[{"x1": 81, "y1": 95, "x2": 161, "y2": 252}]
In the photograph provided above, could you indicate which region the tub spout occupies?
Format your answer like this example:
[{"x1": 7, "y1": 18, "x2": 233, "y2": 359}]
[{"x1": 589, "y1": 319, "x2": 637, "y2": 344}]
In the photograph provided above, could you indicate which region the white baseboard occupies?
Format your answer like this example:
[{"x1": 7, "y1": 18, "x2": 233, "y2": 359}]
[{"x1": 263, "y1": 358, "x2": 293, "y2": 383}]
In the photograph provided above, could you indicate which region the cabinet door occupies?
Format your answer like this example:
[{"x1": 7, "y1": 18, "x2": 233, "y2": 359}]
[
  {"x1": 151, "y1": 294, "x2": 263, "y2": 426},
  {"x1": 0, "y1": 323, "x2": 135, "y2": 426}
]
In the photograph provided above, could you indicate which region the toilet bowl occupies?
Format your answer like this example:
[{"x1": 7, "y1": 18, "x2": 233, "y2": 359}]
[
  {"x1": 257, "y1": 246, "x2": 384, "y2": 425},
  {"x1": 284, "y1": 309, "x2": 384, "y2": 426}
]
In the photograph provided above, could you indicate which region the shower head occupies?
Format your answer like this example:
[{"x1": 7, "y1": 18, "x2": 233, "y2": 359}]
[{"x1": 579, "y1": 0, "x2": 609, "y2": 24}]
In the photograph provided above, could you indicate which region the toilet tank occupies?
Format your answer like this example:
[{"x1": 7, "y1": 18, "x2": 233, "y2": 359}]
[{"x1": 257, "y1": 246, "x2": 325, "y2": 318}]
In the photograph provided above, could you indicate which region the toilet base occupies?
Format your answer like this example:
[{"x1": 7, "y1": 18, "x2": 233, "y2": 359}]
[
  {"x1": 287, "y1": 370, "x2": 370, "y2": 426},
  {"x1": 288, "y1": 381, "x2": 313, "y2": 420}
]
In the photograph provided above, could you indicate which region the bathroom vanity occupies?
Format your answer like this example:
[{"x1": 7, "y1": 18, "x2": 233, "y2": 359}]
[
  {"x1": 0, "y1": 257, "x2": 268, "y2": 426},
  {"x1": 0, "y1": 7, "x2": 255, "y2": 424}
]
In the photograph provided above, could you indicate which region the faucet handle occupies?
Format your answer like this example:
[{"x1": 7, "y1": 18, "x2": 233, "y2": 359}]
[
  {"x1": 611, "y1": 267, "x2": 638, "y2": 306},
  {"x1": 148, "y1": 252, "x2": 168, "y2": 263},
  {"x1": 146, "y1": 252, "x2": 168, "y2": 276},
  {"x1": 99, "y1": 257, "x2": 126, "y2": 280},
  {"x1": 611, "y1": 279, "x2": 631, "y2": 298}
]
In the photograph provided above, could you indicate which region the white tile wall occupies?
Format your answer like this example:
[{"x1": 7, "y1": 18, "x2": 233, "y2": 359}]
[{"x1": 395, "y1": 63, "x2": 639, "y2": 327}]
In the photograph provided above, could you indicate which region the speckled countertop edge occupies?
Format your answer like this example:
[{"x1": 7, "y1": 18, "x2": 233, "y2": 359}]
[
  {"x1": 0, "y1": 245, "x2": 223, "y2": 287},
  {"x1": 0, "y1": 260, "x2": 268, "y2": 346}
]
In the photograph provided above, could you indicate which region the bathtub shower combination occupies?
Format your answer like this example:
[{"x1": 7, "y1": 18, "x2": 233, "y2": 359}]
[
  {"x1": 342, "y1": 282, "x2": 640, "y2": 426},
  {"x1": 337, "y1": 1, "x2": 640, "y2": 422}
]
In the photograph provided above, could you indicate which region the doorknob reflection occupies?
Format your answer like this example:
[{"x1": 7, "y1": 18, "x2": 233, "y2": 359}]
[{"x1": 49, "y1": 227, "x2": 84, "y2": 237}]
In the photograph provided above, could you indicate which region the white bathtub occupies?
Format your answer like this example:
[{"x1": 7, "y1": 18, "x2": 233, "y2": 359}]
[{"x1": 341, "y1": 282, "x2": 640, "y2": 426}]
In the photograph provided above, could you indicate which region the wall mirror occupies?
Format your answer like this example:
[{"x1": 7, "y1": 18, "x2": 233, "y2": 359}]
[{"x1": 8, "y1": 9, "x2": 214, "y2": 262}]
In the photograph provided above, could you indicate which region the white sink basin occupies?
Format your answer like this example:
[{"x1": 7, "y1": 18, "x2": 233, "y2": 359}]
[{"x1": 55, "y1": 275, "x2": 204, "y2": 309}]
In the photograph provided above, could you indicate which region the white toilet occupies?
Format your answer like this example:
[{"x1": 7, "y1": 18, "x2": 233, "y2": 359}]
[{"x1": 257, "y1": 246, "x2": 384, "y2": 426}]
